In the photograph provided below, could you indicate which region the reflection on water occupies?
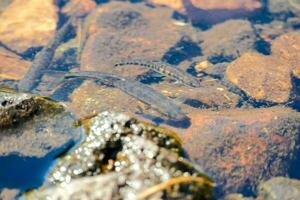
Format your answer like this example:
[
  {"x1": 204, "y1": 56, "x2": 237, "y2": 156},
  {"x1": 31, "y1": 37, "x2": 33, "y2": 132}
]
[{"x1": 0, "y1": 140, "x2": 75, "y2": 191}]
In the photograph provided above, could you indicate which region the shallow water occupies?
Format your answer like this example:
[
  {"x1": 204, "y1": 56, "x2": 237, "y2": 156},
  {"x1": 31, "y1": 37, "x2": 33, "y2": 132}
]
[{"x1": 1, "y1": 0, "x2": 300, "y2": 198}]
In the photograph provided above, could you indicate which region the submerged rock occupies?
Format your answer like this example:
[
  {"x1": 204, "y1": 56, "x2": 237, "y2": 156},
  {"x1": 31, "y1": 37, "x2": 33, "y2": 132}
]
[
  {"x1": 268, "y1": 0, "x2": 300, "y2": 17},
  {"x1": 0, "y1": 47, "x2": 31, "y2": 80},
  {"x1": 226, "y1": 31, "x2": 300, "y2": 103},
  {"x1": 80, "y1": 1, "x2": 196, "y2": 73},
  {"x1": 0, "y1": 89, "x2": 82, "y2": 157},
  {"x1": 0, "y1": 0, "x2": 58, "y2": 53},
  {"x1": 271, "y1": 31, "x2": 300, "y2": 78},
  {"x1": 226, "y1": 52, "x2": 291, "y2": 103},
  {"x1": 200, "y1": 19, "x2": 256, "y2": 61},
  {"x1": 149, "y1": 0, "x2": 262, "y2": 25},
  {"x1": 184, "y1": 0, "x2": 262, "y2": 25},
  {"x1": 181, "y1": 106, "x2": 300, "y2": 197},
  {"x1": 0, "y1": 188, "x2": 20, "y2": 200},
  {"x1": 39, "y1": 111, "x2": 213, "y2": 200},
  {"x1": 61, "y1": 0, "x2": 96, "y2": 18},
  {"x1": 257, "y1": 177, "x2": 300, "y2": 200}
]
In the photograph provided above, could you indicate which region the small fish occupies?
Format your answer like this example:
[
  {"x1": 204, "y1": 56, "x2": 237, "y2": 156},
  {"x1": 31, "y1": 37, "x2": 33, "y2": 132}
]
[
  {"x1": 54, "y1": 71, "x2": 187, "y2": 120},
  {"x1": 115, "y1": 59, "x2": 201, "y2": 87},
  {"x1": 17, "y1": 18, "x2": 74, "y2": 92}
]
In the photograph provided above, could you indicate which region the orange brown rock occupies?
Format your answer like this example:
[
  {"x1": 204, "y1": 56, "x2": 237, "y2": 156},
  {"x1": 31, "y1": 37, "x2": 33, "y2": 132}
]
[
  {"x1": 0, "y1": 0, "x2": 58, "y2": 53},
  {"x1": 80, "y1": 2, "x2": 193, "y2": 73},
  {"x1": 200, "y1": 19, "x2": 255, "y2": 59},
  {"x1": 181, "y1": 106, "x2": 300, "y2": 196},
  {"x1": 226, "y1": 52, "x2": 292, "y2": 103},
  {"x1": 185, "y1": 0, "x2": 262, "y2": 24},
  {"x1": 190, "y1": 0, "x2": 262, "y2": 10},
  {"x1": 271, "y1": 31, "x2": 300, "y2": 78},
  {"x1": 0, "y1": 48, "x2": 31, "y2": 80},
  {"x1": 147, "y1": 0, "x2": 185, "y2": 12},
  {"x1": 62, "y1": 0, "x2": 97, "y2": 17}
]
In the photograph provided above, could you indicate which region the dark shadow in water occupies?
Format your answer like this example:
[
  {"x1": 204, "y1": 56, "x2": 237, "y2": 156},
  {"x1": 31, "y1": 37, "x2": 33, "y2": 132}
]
[
  {"x1": 290, "y1": 76, "x2": 300, "y2": 111},
  {"x1": 172, "y1": 11, "x2": 188, "y2": 23},
  {"x1": 208, "y1": 55, "x2": 235, "y2": 64},
  {"x1": 50, "y1": 78, "x2": 84, "y2": 102},
  {"x1": 183, "y1": 99, "x2": 209, "y2": 109},
  {"x1": 51, "y1": 48, "x2": 79, "y2": 72},
  {"x1": 138, "y1": 112, "x2": 191, "y2": 129},
  {"x1": 162, "y1": 36, "x2": 202, "y2": 65},
  {"x1": 254, "y1": 38, "x2": 271, "y2": 55},
  {"x1": 0, "y1": 140, "x2": 76, "y2": 191},
  {"x1": 0, "y1": 79, "x2": 18, "y2": 90},
  {"x1": 138, "y1": 71, "x2": 164, "y2": 85},
  {"x1": 54, "y1": 0, "x2": 69, "y2": 9},
  {"x1": 21, "y1": 46, "x2": 43, "y2": 61},
  {"x1": 289, "y1": 126, "x2": 300, "y2": 179},
  {"x1": 0, "y1": 41, "x2": 25, "y2": 59},
  {"x1": 248, "y1": 0, "x2": 273, "y2": 24}
]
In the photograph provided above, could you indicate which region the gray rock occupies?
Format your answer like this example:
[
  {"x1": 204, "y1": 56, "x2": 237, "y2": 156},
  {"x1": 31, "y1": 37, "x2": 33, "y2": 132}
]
[
  {"x1": 0, "y1": 89, "x2": 82, "y2": 157},
  {"x1": 268, "y1": 0, "x2": 300, "y2": 16},
  {"x1": 258, "y1": 177, "x2": 300, "y2": 200}
]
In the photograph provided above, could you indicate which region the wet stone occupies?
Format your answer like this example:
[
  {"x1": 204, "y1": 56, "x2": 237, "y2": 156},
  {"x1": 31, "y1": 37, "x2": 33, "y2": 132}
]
[
  {"x1": 148, "y1": 0, "x2": 185, "y2": 13},
  {"x1": 268, "y1": 0, "x2": 300, "y2": 16},
  {"x1": 224, "y1": 193, "x2": 255, "y2": 200},
  {"x1": 0, "y1": 89, "x2": 82, "y2": 157},
  {"x1": 43, "y1": 111, "x2": 213, "y2": 200},
  {"x1": 80, "y1": 1, "x2": 196, "y2": 73},
  {"x1": 257, "y1": 177, "x2": 300, "y2": 200},
  {"x1": 200, "y1": 19, "x2": 256, "y2": 61},
  {"x1": 67, "y1": 80, "x2": 170, "y2": 120},
  {"x1": 254, "y1": 20, "x2": 290, "y2": 42},
  {"x1": 0, "y1": 47, "x2": 31, "y2": 80},
  {"x1": 0, "y1": 0, "x2": 12, "y2": 15},
  {"x1": 0, "y1": 0, "x2": 58, "y2": 53},
  {"x1": 0, "y1": 188, "x2": 20, "y2": 200},
  {"x1": 152, "y1": 79, "x2": 240, "y2": 109},
  {"x1": 271, "y1": 31, "x2": 300, "y2": 78},
  {"x1": 181, "y1": 106, "x2": 300, "y2": 197},
  {"x1": 184, "y1": 0, "x2": 262, "y2": 25},
  {"x1": 61, "y1": 0, "x2": 96, "y2": 18},
  {"x1": 226, "y1": 52, "x2": 292, "y2": 103}
]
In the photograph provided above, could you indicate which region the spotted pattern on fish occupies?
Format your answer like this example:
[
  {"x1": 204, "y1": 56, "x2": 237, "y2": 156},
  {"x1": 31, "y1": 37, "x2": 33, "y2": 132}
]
[{"x1": 115, "y1": 60, "x2": 201, "y2": 87}]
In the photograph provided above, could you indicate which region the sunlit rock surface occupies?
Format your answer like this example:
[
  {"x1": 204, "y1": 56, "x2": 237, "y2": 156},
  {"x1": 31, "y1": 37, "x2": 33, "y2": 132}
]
[
  {"x1": 200, "y1": 19, "x2": 256, "y2": 61},
  {"x1": 271, "y1": 31, "x2": 300, "y2": 78},
  {"x1": 0, "y1": 48, "x2": 31, "y2": 80},
  {"x1": 226, "y1": 52, "x2": 292, "y2": 103},
  {"x1": 181, "y1": 106, "x2": 300, "y2": 196},
  {"x1": 80, "y1": 1, "x2": 197, "y2": 72},
  {"x1": 61, "y1": 0, "x2": 96, "y2": 18},
  {"x1": 0, "y1": 0, "x2": 58, "y2": 53},
  {"x1": 0, "y1": 0, "x2": 12, "y2": 14}
]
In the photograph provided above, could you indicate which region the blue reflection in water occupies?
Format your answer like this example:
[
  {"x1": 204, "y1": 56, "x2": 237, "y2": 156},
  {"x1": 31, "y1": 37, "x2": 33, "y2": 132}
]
[{"x1": 0, "y1": 140, "x2": 76, "y2": 191}]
